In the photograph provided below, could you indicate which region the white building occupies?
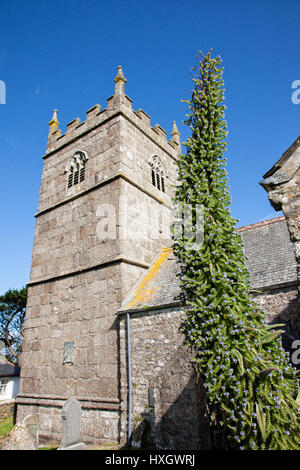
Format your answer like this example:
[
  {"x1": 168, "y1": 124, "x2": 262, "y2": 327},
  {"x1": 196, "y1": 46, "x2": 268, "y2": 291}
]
[{"x1": 0, "y1": 361, "x2": 20, "y2": 401}]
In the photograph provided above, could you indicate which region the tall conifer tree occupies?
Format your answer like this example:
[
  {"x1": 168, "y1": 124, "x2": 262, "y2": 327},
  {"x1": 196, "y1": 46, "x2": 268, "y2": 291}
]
[{"x1": 173, "y1": 51, "x2": 300, "y2": 450}]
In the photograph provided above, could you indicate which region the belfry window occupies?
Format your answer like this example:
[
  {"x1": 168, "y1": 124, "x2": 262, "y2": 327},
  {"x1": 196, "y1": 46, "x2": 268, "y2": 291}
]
[
  {"x1": 66, "y1": 151, "x2": 88, "y2": 188},
  {"x1": 149, "y1": 155, "x2": 165, "y2": 193}
]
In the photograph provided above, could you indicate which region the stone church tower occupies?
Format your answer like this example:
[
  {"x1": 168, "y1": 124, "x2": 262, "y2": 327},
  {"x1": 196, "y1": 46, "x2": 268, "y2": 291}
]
[
  {"x1": 16, "y1": 66, "x2": 300, "y2": 449},
  {"x1": 16, "y1": 67, "x2": 181, "y2": 443}
]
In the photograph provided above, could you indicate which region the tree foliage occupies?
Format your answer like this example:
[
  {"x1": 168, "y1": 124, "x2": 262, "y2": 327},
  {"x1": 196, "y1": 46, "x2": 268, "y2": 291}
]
[
  {"x1": 0, "y1": 286, "x2": 27, "y2": 366},
  {"x1": 173, "y1": 50, "x2": 300, "y2": 450}
]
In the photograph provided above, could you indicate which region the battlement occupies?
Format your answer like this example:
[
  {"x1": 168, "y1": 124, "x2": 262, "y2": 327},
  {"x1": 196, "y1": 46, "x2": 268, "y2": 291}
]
[{"x1": 46, "y1": 66, "x2": 181, "y2": 159}]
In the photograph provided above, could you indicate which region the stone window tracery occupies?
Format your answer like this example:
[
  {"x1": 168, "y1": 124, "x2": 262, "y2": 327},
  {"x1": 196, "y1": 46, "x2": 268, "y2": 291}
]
[
  {"x1": 149, "y1": 155, "x2": 165, "y2": 193},
  {"x1": 66, "y1": 151, "x2": 88, "y2": 188}
]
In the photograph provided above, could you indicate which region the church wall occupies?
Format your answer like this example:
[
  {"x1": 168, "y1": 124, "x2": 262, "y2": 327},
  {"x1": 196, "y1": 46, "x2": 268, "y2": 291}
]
[
  {"x1": 119, "y1": 117, "x2": 178, "y2": 199},
  {"x1": 253, "y1": 285, "x2": 300, "y2": 323},
  {"x1": 252, "y1": 285, "x2": 300, "y2": 357},
  {"x1": 17, "y1": 263, "x2": 125, "y2": 443},
  {"x1": 119, "y1": 307, "x2": 211, "y2": 450},
  {"x1": 38, "y1": 114, "x2": 123, "y2": 214},
  {"x1": 119, "y1": 178, "x2": 173, "y2": 267},
  {"x1": 30, "y1": 178, "x2": 122, "y2": 283},
  {"x1": 120, "y1": 262, "x2": 149, "y2": 303},
  {"x1": 17, "y1": 404, "x2": 120, "y2": 445}
]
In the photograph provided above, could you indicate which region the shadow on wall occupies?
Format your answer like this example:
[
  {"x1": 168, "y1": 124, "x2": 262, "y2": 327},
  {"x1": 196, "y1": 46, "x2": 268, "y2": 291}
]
[
  {"x1": 270, "y1": 293, "x2": 300, "y2": 370},
  {"x1": 12, "y1": 378, "x2": 20, "y2": 399},
  {"x1": 123, "y1": 323, "x2": 213, "y2": 453},
  {"x1": 128, "y1": 375, "x2": 212, "y2": 451}
]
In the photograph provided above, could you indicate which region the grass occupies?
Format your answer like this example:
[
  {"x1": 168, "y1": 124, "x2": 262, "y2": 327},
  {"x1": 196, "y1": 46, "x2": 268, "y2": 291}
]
[
  {"x1": 0, "y1": 416, "x2": 14, "y2": 437},
  {"x1": 0, "y1": 420, "x2": 137, "y2": 450},
  {"x1": 37, "y1": 442, "x2": 120, "y2": 451},
  {"x1": 37, "y1": 446, "x2": 58, "y2": 450}
]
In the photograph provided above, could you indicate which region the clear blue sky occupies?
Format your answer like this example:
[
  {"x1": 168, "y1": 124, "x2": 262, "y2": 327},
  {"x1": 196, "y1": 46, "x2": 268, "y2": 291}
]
[{"x1": 0, "y1": 0, "x2": 299, "y2": 293}]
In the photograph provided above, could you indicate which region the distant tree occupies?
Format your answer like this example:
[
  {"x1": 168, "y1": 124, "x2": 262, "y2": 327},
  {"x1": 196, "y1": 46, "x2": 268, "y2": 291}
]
[
  {"x1": 173, "y1": 50, "x2": 300, "y2": 450},
  {"x1": 0, "y1": 286, "x2": 27, "y2": 366}
]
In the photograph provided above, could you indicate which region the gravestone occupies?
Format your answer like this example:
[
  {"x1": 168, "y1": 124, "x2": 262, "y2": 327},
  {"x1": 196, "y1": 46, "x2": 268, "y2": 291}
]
[
  {"x1": 58, "y1": 397, "x2": 85, "y2": 450},
  {"x1": 23, "y1": 414, "x2": 39, "y2": 447},
  {"x1": 1, "y1": 423, "x2": 37, "y2": 450}
]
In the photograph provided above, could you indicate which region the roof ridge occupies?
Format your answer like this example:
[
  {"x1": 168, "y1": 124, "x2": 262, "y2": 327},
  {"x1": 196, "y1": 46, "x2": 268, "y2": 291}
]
[
  {"x1": 238, "y1": 215, "x2": 285, "y2": 232},
  {"x1": 0, "y1": 359, "x2": 17, "y2": 366}
]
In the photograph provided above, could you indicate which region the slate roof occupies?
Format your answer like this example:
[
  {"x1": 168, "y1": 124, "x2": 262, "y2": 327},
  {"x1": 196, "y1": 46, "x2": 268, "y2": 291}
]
[
  {"x1": 120, "y1": 216, "x2": 297, "y2": 313},
  {"x1": 239, "y1": 216, "x2": 297, "y2": 290},
  {"x1": 0, "y1": 360, "x2": 20, "y2": 377}
]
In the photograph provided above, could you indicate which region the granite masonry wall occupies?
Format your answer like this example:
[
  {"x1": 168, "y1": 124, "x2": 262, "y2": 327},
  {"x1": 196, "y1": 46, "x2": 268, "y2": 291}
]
[
  {"x1": 0, "y1": 400, "x2": 15, "y2": 421},
  {"x1": 17, "y1": 265, "x2": 123, "y2": 444},
  {"x1": 119, "y1": 308, "x2": 211, "y2": 450}
]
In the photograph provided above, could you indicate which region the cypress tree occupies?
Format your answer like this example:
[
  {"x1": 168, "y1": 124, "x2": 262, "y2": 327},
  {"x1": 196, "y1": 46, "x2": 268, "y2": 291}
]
[{"x1": 172, "y1": 50, "x2": 300, "y2": 450}]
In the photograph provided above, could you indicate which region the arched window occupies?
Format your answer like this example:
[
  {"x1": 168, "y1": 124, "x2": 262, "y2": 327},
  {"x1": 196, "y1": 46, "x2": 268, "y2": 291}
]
[
  {"x1": 149, "y1": 155, "x2": 165, "y2": 193},
  {"x1": 66, "y1": 151, "x2": 88, "y2": 188}
]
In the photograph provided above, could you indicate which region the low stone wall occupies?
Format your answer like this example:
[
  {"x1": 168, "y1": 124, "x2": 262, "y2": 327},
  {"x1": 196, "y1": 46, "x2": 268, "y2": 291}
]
[
  {"x1": 0, "y1": 400, "x2": 16, "y2": 421},
  {"x1": 16, "y1": 400, "x2": 120, "y2": 445}
]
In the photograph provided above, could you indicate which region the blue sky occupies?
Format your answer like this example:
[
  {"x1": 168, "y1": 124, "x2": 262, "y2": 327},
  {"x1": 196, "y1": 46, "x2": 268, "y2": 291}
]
[{"x1": 0, "y1": 0, "x2": 299, "y2": 293}]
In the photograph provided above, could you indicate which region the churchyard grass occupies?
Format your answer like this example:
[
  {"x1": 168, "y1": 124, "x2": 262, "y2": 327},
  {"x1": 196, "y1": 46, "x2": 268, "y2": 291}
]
[{"x1": 0, "y1": 416, "x2": 14, "y2": 437}]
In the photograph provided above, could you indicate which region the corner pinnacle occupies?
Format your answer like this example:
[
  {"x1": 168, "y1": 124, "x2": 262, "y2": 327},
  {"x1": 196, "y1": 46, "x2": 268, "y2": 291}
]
[
  {"x1": 170, "y1": 121, "x2": 181, "y2": 153},
  {"x1": 171, "y1": 121, "x2": 180, "y2": 137},
  {"x1": 48, "y1": 109, "x2": 59, "y2": 135},
  {"x1": 114, "y1": 66, "x2": 127, "y2": 96},
  {"x1": 114, "y1": 65, "x2": 127, "y2": 84}
]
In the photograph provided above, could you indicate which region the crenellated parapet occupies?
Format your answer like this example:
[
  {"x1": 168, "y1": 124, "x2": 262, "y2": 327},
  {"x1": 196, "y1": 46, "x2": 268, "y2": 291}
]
[{"x1": 45, "y1": 66, "x2": 181, "y2": 159}]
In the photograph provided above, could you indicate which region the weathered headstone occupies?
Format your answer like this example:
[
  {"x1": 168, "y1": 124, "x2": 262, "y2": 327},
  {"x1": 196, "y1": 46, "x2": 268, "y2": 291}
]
[
  {"x1": 58, "y1": 397, "x2": 85, "y2": 450},
  {"x1": 23, "y1": 414, "x2": 39, "y2": 447},
  {"x1": 1, "y1": 423, "x2": 37, "y2": 450}
]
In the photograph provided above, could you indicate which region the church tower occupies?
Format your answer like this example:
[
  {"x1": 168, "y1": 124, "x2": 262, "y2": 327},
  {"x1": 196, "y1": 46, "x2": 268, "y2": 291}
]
[{"x1": 16, "y1": 67, "x2": 180, "y2": 444}]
